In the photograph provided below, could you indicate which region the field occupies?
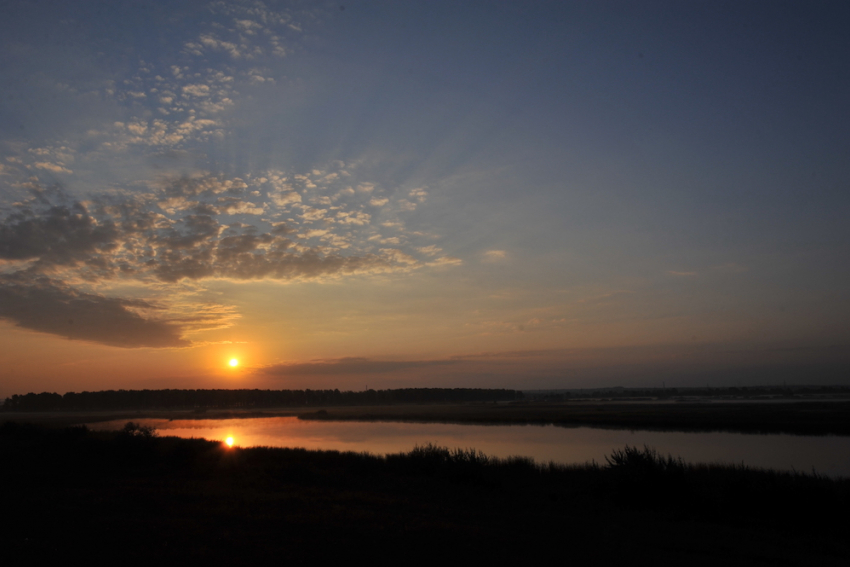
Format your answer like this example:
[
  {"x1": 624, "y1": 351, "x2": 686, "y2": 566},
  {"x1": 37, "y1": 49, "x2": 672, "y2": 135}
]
[
  {"x1": 5, "y1": 400, "x2": 850, "y2": 564},
  {"x1": 2, "y1": 420, "x2": 849, "y2": 565}
]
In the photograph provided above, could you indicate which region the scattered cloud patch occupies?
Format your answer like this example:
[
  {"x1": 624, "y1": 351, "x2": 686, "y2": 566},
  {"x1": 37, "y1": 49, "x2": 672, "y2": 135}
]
[
  {"x1": 33, "y1": 162, "x2": 73, "y2": 174},
  {"x1": 0, "y1": 4, "x2": 462, "y2": 351},
  {"x1": 417, "y1": 245, "x2": 442, "y2": 256},
  {"x1": 428, "y1": 256, "x2": 462, "y2": 267},
  {"x1": 483, "y1": 250, "x2": 507, "y2": 262},
  {"x1": 0, "y1": 163, "x2": 456, "y2": 346}
]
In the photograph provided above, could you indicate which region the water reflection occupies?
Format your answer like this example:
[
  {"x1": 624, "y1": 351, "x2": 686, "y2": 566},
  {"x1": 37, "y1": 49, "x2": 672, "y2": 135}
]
[{"x1": 87, "y1": 417, "x2": 850, "y2": 478}]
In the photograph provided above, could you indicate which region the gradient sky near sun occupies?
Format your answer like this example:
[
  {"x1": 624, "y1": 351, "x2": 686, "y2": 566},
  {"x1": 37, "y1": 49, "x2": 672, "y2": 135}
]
[{"x1": 1, "y1": 0, "x2": 849, "y2": 398}]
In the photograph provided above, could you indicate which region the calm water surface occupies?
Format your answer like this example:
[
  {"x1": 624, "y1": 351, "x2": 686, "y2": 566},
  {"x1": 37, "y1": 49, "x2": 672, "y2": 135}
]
[{"x1": 88, "y1": 417, "x2": 850, "y2": 478}]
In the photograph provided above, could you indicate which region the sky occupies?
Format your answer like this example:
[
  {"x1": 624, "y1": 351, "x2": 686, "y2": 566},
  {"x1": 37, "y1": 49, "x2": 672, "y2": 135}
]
[{"x1": 1, "y1": 0, "x2": 849, "y2": 397}]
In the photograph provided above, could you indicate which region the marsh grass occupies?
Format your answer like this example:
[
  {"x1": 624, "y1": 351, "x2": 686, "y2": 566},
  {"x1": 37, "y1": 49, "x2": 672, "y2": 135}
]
[
  {"x1": 605, "y1": 444, "x2": 685, "y2": 471},
  {"x1": 2, "y1": 422, "x2": 849, "y2": 564}
]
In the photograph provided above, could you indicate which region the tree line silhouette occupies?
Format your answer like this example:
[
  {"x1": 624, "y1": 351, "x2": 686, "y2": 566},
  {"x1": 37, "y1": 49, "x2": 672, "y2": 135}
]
[
  {"x1": 528, "y1": 384, "x2": 850, "y2": 402},
  {"x1": 2, "y1": 387, "x2": 524, "y2": 411}
]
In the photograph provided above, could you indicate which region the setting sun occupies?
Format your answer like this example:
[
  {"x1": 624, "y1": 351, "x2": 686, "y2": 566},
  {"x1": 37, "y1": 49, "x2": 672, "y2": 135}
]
[
  {"x1": 229, "y1": 358, "x2": 239, "y2": 368},
  {"x1": 225, "y1": 436, "x2": 234, "y2": 447}
]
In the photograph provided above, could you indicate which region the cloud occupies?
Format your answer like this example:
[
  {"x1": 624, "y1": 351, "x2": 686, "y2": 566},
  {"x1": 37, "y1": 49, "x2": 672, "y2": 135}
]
[
  {"x1": 218, "y1": 198, "x2": 265, "y2": 215},
  {"x1": 428, "y1": 256, "x2": 463, "y2": 267},
  {"x1": 302, "y1": 208, "x2": 327, "y2": 221},
  {"x1": 336, "y1": 211, "x2": 370, "y2": 225},
  {"x1": 668, "y1": 270, "x2": 697, "y2": 277},
  {"x1": 0, "y1": 140, "x2": 459, "y2": 347},
  {"x1": 0, "y1": 199, "x2": 120, "y2": 267},
  {"x1": 483, "y1": 250, "x2": 507, "y2": 262},
  {"x1": 417, "y1": 245, "x2": 442, "y2": 256},
  {"x1": 449, "y1": 349, "x2": 562, "y2": 360},
  {"x1": 259, "y1": 357, "x2": 460, "y2": 376},
  {"x1": 257, "y1": 345, "x2": 850, "y2": 389},
  {"x1": 0, "y1": 276, "x2": 189, "y2": 348},
  {"x1": 157, "y1": 196, "x2": 199, "y2": 214},
  {"x1": 1, "y1": 180, "x2": 440, "y2": 286},
  {"x1": 236, "y1": 19, "x2": 262, "y2": 34},
  {"x1": 379, "y1": 249, "x2": 417, "y2": 265},
  {"x1": 271, "y1": 191, "x2": 302, "y2": 206},
  {"x1": 33, "y1": 162, "x2": 73, "y2": 174},
  {"x1": 0, "y1": 3, "x2": 471, "y2": 351},
  {"x1": 182, "y1": 84, "x2": 211, "y2": 97},
  {"x1": 162, "y1": 175, "x2": 247, "y2": 198}
]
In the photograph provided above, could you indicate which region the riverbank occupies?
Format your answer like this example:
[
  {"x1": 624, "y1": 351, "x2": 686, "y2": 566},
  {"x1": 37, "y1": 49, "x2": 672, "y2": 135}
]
[
  {"x1": 2, "y1": 422, "x2": 848, "y2": 565},
  {"x1": 298, "y1": 400, "x2": 850, "y2": 436}
]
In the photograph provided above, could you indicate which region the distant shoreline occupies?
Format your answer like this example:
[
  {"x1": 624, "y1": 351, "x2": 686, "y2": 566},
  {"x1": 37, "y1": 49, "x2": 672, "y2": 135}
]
[{"x1": 296, "y1": 399, "x2": 850, "y2": 437}]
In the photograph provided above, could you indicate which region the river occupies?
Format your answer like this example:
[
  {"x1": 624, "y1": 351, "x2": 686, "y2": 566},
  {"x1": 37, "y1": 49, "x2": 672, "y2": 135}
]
[{"x1": 87, "y1": 416, "x2": 850, "y2": 478}]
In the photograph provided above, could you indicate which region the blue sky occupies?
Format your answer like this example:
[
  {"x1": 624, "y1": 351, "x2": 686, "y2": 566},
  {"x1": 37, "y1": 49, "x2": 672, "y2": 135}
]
[{"x1": 1, "y1": 0, "x2": 848, "y2": 396}]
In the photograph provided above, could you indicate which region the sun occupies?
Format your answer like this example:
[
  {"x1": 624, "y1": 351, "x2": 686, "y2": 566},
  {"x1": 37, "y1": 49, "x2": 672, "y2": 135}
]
[
  {"x1": 229, "y1": 358, "x2": 239, "y2": 368},
  {"x1": 225, "y1": 436, "x2": 234, "y2": 447}
]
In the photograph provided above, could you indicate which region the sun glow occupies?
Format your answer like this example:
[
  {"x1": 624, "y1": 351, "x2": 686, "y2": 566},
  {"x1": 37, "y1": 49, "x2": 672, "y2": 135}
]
[
  {"x1": 225, "y1": 436, "x2": 234, "y2": 447},
  {"x1": 229, "y1": 358, "x2": 239, "y2": 367}
]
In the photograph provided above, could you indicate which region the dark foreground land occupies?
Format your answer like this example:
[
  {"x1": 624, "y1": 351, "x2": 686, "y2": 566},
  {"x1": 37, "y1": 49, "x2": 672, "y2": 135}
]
[{"x1": 2, "y1": 422, "x2": 848, "y2": 565}]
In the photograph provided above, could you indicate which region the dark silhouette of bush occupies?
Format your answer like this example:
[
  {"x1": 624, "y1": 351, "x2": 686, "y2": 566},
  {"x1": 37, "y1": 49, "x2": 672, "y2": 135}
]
[
  {"x1": 605, "y1": 444, "x2": 685, "y2": 473},
  {"x1": 119, "y1": 421, "x2": 157, "y2": 438}
]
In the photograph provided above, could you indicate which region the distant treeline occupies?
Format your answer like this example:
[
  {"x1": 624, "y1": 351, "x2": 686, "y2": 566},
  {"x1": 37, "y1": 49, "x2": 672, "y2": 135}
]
[
  {"x1": 1, "y1": 387, "x2": 524, "y2": 411},
  {"x1": 529, "y1": 385, "x2": 850, "y2": 402}
]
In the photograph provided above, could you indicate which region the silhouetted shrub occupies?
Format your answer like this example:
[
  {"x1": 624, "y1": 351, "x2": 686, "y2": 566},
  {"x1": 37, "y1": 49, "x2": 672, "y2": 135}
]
[
  {"x1": 119, "y1": 421, "x2": 157, "y2": 438},
  {"x1": 605, "y1": 445, "x2": 685, "y2": 473}
]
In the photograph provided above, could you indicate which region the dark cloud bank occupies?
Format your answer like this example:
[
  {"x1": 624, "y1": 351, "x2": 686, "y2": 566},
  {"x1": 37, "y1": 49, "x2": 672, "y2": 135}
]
[
  {"x1": 258, "y1": 347, "x2": 850, "y2": 389},
  {"x1": 0, "y1": 276, "x2": 187, "y2": 348},
  {"x1": 261, "y1": 357, "x2": 460, "y2": 376}
]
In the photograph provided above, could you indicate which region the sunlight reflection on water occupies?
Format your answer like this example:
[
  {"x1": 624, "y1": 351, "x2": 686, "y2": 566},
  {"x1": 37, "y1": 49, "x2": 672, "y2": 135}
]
[{"x1": 87, "y1": 416, "x2": 850, "y2": 478}]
